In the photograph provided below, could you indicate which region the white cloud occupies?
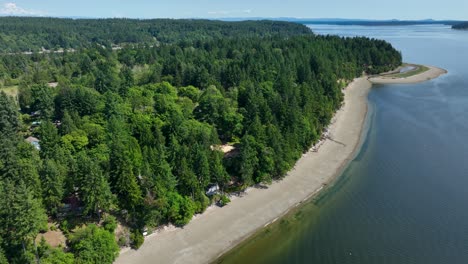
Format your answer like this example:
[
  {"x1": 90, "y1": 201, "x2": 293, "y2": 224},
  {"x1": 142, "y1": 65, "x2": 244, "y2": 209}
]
[
  {"x1": 208, "y1": 9, "x2": 253, "y2": 16},
  {"x1": 208, "y1": 10, "x2": 228, "y2": 15},
  {"x1": 0, "y1": 2, "x2": 44, "y2": 16}
]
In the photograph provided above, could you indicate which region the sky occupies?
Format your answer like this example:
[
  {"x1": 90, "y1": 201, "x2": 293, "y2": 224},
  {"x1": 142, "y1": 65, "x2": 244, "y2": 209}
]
[{"x1": 0, "y1": 0, "x2": 466, "y2": 20}]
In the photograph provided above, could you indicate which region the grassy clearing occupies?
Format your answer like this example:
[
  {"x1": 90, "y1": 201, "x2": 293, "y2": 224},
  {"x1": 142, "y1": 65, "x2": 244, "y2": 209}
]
[{"x1": 0, "y1": 85, "x2": 19, "y2": 98}]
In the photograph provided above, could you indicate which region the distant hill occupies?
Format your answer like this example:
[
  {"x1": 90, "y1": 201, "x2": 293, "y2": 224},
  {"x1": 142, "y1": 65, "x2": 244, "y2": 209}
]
[
  {"x1": 295, "y1": 19, "x2": 462, "y2": 26},
  {"x1": 452, "y1": 22, "x2": 468, "y2": 30},
  {"x1": 220, "y1": 18, "x2": 463, "y2": 26},
  {"x1": 0, "y1": 17, "x2": 312, "y2": 52}
]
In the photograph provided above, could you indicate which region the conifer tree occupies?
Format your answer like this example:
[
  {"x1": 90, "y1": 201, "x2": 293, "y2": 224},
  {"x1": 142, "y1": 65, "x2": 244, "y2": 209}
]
[
  {"x1": 0, "y1": 92, "x2": 19, "y2": 135},
  {"x1": 40, "y1": 159, "x2": 65, "y2": 216},
  {"x1": 76, "y1": 153, "x2": 113, "y2": 219},
  {"x1": 0, "y1": 181, "x2": 47, "y2": 260}
]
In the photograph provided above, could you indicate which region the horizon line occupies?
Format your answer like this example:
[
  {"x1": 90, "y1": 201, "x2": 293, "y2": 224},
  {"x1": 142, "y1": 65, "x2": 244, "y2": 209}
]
[{"x1": 0, "y1": 15, "x2": 465, "y2": 22}]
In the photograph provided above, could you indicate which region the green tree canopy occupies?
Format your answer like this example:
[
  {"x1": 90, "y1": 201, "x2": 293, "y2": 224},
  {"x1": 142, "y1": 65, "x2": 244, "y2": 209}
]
[{"x1": 69, "y1": 224, "x2": 119, "y2": 264}]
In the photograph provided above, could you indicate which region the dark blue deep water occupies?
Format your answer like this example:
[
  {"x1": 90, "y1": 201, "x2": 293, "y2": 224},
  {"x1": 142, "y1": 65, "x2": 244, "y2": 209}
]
[{"x1": 217, "y1": 25, "x2": 468, "y2": 264}]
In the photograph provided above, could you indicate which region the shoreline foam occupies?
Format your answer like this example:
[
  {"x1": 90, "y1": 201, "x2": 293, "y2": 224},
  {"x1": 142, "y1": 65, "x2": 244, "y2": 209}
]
[{"x1": 115, "y1": 65, "x2": 446, "y2": 264}]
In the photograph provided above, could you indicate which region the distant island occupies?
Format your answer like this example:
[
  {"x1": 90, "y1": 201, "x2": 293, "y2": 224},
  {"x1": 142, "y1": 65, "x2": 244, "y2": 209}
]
[
  {"x1": 292, "y1": 19, "x2": 462, "y2": 26},
  {"x1": 220, "y1": 18, "x2": 464, "y2": 26},
  {"x1": 452, "y1": 22, "x2": 468, "y2": 30}
]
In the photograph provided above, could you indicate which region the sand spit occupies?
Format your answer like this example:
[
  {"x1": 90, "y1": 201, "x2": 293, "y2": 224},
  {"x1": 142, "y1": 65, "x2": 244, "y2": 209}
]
[{"x1": 368, "y1": 65, "x2": 447, "y2": 84}]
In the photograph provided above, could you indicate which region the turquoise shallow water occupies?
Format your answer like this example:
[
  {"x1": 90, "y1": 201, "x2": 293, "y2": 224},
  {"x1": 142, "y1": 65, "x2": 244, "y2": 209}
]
[{"x1": 217, "y1": 25, "x2": 468, "y2": 264}]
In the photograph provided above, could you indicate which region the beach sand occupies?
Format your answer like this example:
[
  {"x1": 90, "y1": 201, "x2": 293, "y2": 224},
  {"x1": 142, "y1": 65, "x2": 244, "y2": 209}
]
[
  {"x1": 115, "y1": 77, "x2": 373, "y2": 264},
  {"x1": 368, "y1": 65, "x2": 447, "y2": 84}
]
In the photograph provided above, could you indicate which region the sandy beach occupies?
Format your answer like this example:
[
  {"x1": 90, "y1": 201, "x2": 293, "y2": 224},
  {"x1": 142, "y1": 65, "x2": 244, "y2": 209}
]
[
  {"x1": 115, "y1": 77, "x2": 373, "y2": 264},
  {"x1": 368, "y1": 65, "x2": 447, "y2": 84},
  {"x1": 115, "y1": 65, "x2": 447, "y2": 264}
]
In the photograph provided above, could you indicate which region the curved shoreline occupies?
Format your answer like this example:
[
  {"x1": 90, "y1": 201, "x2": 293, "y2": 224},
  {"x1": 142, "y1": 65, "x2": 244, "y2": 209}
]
[
  {"x1": 368, "y1": 65, "x2": 447, "y2": 84},
  {"x1": 114, "y1": 65, "x2": 446, "y2": 264}
]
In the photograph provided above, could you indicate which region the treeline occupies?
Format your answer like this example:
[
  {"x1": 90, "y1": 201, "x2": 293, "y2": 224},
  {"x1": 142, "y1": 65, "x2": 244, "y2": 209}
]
[
  {"x1": 302, "y1": 20, "x2": 461, "y2": 26},
  {"x1": 452, "y1": 22, "x2": 468, "y2": 29},
  {"x1": 0, "y1": 19, "x2": 401, "y2": 264},
  {"x1": 0, "y1": 17, "x2": 311, "y2": 52}
]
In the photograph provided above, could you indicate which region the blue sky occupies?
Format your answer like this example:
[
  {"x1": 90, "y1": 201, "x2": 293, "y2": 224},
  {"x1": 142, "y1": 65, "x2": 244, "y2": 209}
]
[{"x1": 0, "y1": 0, "x2": 466, "y2": 20}]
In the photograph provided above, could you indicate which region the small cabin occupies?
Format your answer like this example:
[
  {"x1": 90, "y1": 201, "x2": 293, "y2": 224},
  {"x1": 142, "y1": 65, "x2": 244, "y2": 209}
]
[
  {"x1": 206, "y1": 184, "x2": 220, "y2": 196},
  {"x1": 26, "y1": 136, "x2": 40, "y2": 150}
]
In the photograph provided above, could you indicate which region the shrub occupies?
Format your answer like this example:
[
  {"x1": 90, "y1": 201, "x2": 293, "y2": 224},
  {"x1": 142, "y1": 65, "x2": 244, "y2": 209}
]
[
  {"x1": 167, "y1": 192, "x2": 196, "y2": 226},
  {"x1": 219, "y1": 195, "x2": 231, "y2": 207},
  {"x1": 194, "y1": 192, "x2": 210, "y2": 213},
  {"x1": 69, "y1": 224, "x2": 119, "y2": 264},
  {"x1": 60, "y1": 220, "x2": 69, "y2": 234},
  {"x1": 118, "y1": 236, "x2": 128, "y2": 247},
  {"x1": 102, "y1": 215, "x2": 117, "y2": 233},
  {"x1": 0, "y1": 247, "x2": 8, "y2": 264},
  {"x1": 130, "y1": 229, "x2": 144, "y2": 249}
]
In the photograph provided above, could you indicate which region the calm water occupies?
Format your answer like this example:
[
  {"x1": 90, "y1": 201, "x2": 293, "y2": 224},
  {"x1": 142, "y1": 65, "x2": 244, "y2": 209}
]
[{"x1": 217, "y1": 25, "x2": 468, "y2": 264}]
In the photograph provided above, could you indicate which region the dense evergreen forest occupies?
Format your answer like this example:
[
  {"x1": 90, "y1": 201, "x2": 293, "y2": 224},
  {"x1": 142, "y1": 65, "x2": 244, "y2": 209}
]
[
  {"x1": 452, "y1": 22, "x2": 468, "y2": 29},
  {"x1": 0, "y1": 17, "x2": 310, "y2": 52},
  {"x1": 0, "y1": 18, "x2": 401, "y2": 263}
]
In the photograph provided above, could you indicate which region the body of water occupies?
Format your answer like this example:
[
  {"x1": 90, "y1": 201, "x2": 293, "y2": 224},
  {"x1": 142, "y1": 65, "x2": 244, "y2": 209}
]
[{"x1": 217, "y1": 25, "x2": 468, "y2": 264}]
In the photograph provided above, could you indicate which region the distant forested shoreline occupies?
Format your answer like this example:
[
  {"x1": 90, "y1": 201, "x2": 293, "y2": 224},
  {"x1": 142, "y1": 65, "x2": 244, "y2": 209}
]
[
  {"x1": 452, "y1": 22, "x2": 468, "y2": 30},
  {"x1": 300, "y1": 19, "x2": 461, "y2": 26},
  {"x1": 0, "y1": 18, "x2": 401, "y2": 263},
  {"x1": 0, "y1": 17, "x2": 311, "y2": 52}
]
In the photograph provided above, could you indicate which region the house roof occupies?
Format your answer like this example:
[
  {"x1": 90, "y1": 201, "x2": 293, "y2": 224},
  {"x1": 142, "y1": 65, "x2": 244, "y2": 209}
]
[{"x1": 26, "y1": 136, "x2": 40, "y2": 143}]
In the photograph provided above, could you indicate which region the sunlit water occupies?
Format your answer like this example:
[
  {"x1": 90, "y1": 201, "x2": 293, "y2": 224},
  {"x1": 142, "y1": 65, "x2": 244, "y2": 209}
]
[{"x1": 217, "y1": 25, "x2": 468, "y2": 264}]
